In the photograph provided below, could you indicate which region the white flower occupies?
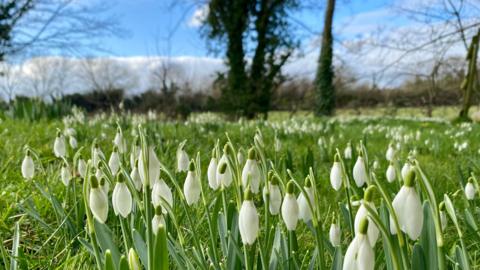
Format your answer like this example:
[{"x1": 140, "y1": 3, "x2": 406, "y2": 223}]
[
  {"x1": 274, "y1": 136, "x2": 282, "y2": 152},
  {"x1": 237, "y1": 151, "x2": 245, "y2": 165},
  {"x1": 297, "y1": 182, "x2": 314, "y2": 223},
  {"x1": 353, "y1": 156, "x2": 368, "y2": 187},
  {"x1": 130, "y1": 166, "x2": 142, "y2": 191},
  {"x1": 99, "y1": 176, "x2": 110, "y2": 195},
  {"x1": 21, "y1": 151, "x2": 35, "y2": 180},
  {"x1": 183, "y1": 162, "x2": 201, "y2": 205},
  {"x1": 241, "y1": 148, "x2": 261, "y2": 193},
  {"x1": 112, "y1": 177, "x2": 132, "y2": 218},
  {"x1": 93, "y1": 145, "x2": 105, "y2": 167},
  {"x1": 354, "y1": 188, "x2": 379, "y2": 246},
  {"x1": 89, "y1": 177, "x2": 108, "y2": 223},
  {"x1": 69, "y1": 136, "x2": 78, "y2": 149},
  {"x1": 65, "y1": 127, "x2": 76, "y2": 137},
  {"x1": 138, "y1": 147, "x2": 160, "y2": 187},
  {"x1": 78, "y1": 158, "x2": 87, "y2": 179},
  {"x1": 113, "y1": 130, "x2": 127, "y2": 153},
  {"x1": 217, "y1": 152, "x2": 233, "y2": 187},
  {"x1": 152, "y1": 179, "x2": 173, "y2": 214},
  {"x1": 281, "y1": 182, "x2": 299, "y2": 231},
  {"x1": 344, "y1": 143, "x2": 352, "y2": 159},
  {"x1": 329, "y1": 223, "x2": 341, "y2": 246},
  {"x1": 401, "y1": 162, "x2": 411, "y2": 181},
  {"x1": 343, "y1": 218, "x2": 375, "y2": 270},
  {"x1": 239, "y1": 192, "x2": 259, "y2": 245},
  {"x1": 330, "y1": 161, "x2": 343, "y2": 191},
  {"x1": 386, "y1": 144, "x2": 395, "y2": 161},
  {"x1": 177, "y1": 146, "x2": 189, "y2": 172},
  {"x1": 207, "y1": 157, "x2": 218, "y2": 190},
  {"x1": 108, "y1": 148, "x2": 121, "y2": 175},
  {"x1": 390, "y1": 170, "x2": 423, "y2": 240},
  {"x1": 386, "y1": 164, "x2": 396, "y2": 183},
  {"x1": 262, "y1": 176, "x2": 282, "y2": 215},
  {"x1": 373, "y1": 160, "x2": 379, "y2": 170},
  {"x1": 61, "y1": 164, "x2": 72, "y2": 186},
  {"x1": 152, "y1": 206, "x2": 166, "y2": 235},
  {"x1": 54, "y1": 132, "x2": 66, "y2": 158},
  {"x1": 465, "y1": 181, "x2": 475, "y2": 200}
]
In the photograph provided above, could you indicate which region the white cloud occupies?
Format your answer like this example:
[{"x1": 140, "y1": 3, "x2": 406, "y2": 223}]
[{"x1": 188, "y1": 4, "x2": 209, "y2": 28}]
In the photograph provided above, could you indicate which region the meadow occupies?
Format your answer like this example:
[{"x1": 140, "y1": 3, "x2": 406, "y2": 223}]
[{"x1": 1, "y1": 110, "x2": 480, "y2": 269}]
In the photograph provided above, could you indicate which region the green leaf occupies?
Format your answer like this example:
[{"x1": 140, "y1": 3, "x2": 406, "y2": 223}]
[
  {"x1": 118, "y1": 255, "x2": 129, "y2": 270},
  {"x1": 132, "y1": 229, "x2": 147, "y2": 268},
  {"x1": 153, "y1": 225, "x2": 169, "y2": 270},
  {"x1": 412, "y1": 244, "x2": 426, "y2": 269},
  {"x1": 94, "y1": 220, "x2": 120, "y2": 268},
  {"x1": 419, "y1": 201, "x2": 438, "y2": 270},
  {"x1": 10, "y1": 222, "x2": 20, "y2": 270},
  {"x1": 104, "y1": 250, "x2": 114, "y2": 270},
  {"x1": 332, "y1": 246, "x2": 343, "y2": 270}
]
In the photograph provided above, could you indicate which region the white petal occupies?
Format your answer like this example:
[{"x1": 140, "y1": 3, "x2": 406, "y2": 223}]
[
  {"x1": 108, "y1": 151, "x2": 120, "y2": 175},
  {"x1": 152, "y1": 180, "x2": 173, "y2": 214},
  {"x1": 21, "y1": 155, "x2": 35, "y2": 180},
  {"x1": 356, "y1": 237, "x2": 375, "y2": 270},
  {"x1": 183, "y1": 171, "x2": 200, "y2": 205},
  {"x1": 152, "y1": 215, "x2": 166, "y2": 235},
  {"x1": 329, "y1": 224, "x2": 341, "y2": 246},
  {"x1": 54, "y1": 136, "x2": 66, "y2": 157},
  {"x1": 386, "y1": 165, "x2": 396, "y2": 183},
  {"x1": 281, "y1": 194, "x2": 299, "y2": 231},
  {"x1": 330, "y1": 162, "x2": 343, "y2": 191},
  {"x1": 112, "y1": 182, "x2": 132, "y2": 218},
  {"x1": 241, "y1": 159, "x2": 261, "y2": 193},
  {"x1": 353, "y1": 157, "x2": 368, "y2": 187},
  {"x1": 90, "y1": 188, "x2": 108, "y2": 223},
  {"x1": 207, "y1": 158, "x2": 218, "y2": 190},
  {"x1": 138, "y1": 147, "x2": 160, "y2": 187},
  {"x1": 404, "y1": 188, "x2": 423, "y2": 240},
  {"x1": 239, "y1": 201, "x2": 259, "y2": 245},
  {"x1": 343, "y1": 236, "x2": 361, "y2": 270},
  {"x1": 177, "y1": 150, "x2": 189, "y2": 172}
]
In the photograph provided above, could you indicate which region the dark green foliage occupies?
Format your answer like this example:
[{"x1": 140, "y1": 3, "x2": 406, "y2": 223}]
[
  {"x1": 315, "y1": 0, "x2": 336, "y2": 116},
  {"x1": 0, "y1": 0, "x2": 34, "y2": 60}
]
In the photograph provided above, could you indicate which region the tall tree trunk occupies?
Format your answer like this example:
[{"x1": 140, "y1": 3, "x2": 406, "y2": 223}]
[
  {"x1": 458, "y1": 29, "x2": 479, "y2": 121},
  {"x1": 315, "y1": 0, "x2": 336, "y2": 116}
]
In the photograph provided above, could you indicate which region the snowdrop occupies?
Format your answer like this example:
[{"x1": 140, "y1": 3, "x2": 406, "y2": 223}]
[
  {"x1": 207, "y1": 152, "x2": 218, "y2": 190},
  {"x1": 152, "y1": 206, "x2": 166, "y2": 235},
  {"x1": 99, "y1": 176, "x2": 110, "y2": 195},
  {"x1": 239, "y1": 188, "x2": 259, "y2": 245},
  {"x1": 89, "y1": 176, "x2": 109, "y2": 223},
  {"x1": 69, "y1": 136, "x2": 78, "y2": 149},
  {"x1": 53, "y1": 132, "x2": 66, "y2": 158},
  {"x1": 217, "y1": 147, "x2": 233, "y2": 187},
  {"x1": 152, "y1": 179, "x2": 173, "y2": 214},
  {"x1": 184, "y1": 161, "x2": 201, "y2": 205},
  {"x1": 237, "y1": 150, "x2": 245, "y2": 166},
  {"x1": 113, "y1": 128, "x2": 127, "y2": 153},
  {"x1": 108, "y1": 147, "x2": 121, "y2": 175},
  {"x1": 329, "y1": 221, "x2": 341, "y2": 247},
  {"x1": 465, "y1": 179, "x2": 475, "y2": 200},
  {"x1": 241, "y1": 148, "x2": 261, "y2": 193},
  {"x1": 138, "y1": 146, "x2": 160, "y2": 188},
  {"x1": 297, "y1": 177, "x2": 315, "y2": 223},
  {"x1": 274, "y1": 135, "x2": 282, "y2": 152},
  {"x1": 354, "y1": 186, "x2": 379, "y2": 246},
  {"x1": 130, "y1": 162, "x2": 142, "y2": 191},
  {"x1": 78, "y1": 158, "x2": 87, "y2": 179},
  {"x1": 112, "y1": 174, "x2": 132, "y2": 218},
  {"x1": 92, "y1": 143, "x2": 105, "y2": 168},
  {"x1": 262, "y1": 174, "x2": 282, "y2": 215},
  {"x1": 390, "y1": 169, "x2": 423, "y2": 240},
  {"x1": 60, "y1": 164, "x2": 72, "y2": 186},
  {"x1": 344, "y1": 142, "x2": 352, "y2": 159},
  {"x1": 386, "y1": 144, "x2": 395, "y2": 161},
  {"x1": 353, "y1": 154, "x2": 368, "y2": 187},
  {"x1": 401, "y1": 162, "x2": 411, "y2": 181},
  {"x1": 386, "y1": 162, "x2": 396, "y2": 183},
  {"x1": 177, "y1": 144, "x2": 189, "y2": 172},
  {"x1": 281, "y1": 181, "x2": 299, "y2": 231},
  {"x1": 343, "y1": 218, "x2": 375, "y2": 270},
  {"x1": 330, "y1": 156, "x2": 343, "y2": 191},
  {"x1": 21, "y1": 150, "x2": 35, "y2": 180}
]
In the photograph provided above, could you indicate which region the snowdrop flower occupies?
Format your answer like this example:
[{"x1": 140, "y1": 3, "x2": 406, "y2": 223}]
[
  {"x1": 176, "y1": 144, "x2": 189, "y2": 172},
  {"x1": 297, "y1": 177, "x2": 315, "y2": 223},
  {"x1": 138, "y1": 146, "x2": 160, "y2": 188},
  {"x1": 184, "y1": 161, "x2": 201, "y2": 205},
  {"x1": 130, "y1": 162, "x2": 142, "y2": 191},
  {"x1": 99, "y1": 176, "x2": 110, "y2": 195},
  {"x1": 262, "y1": 174, "x2": 282, "y2": 215},
  {"x1": 78, "y1": 158, "x2": 87, "y2": 179},
  {"x1": 21, "y1": 150, "x2": 35, "y2": 180},
  {"x1": 89, "y1": 176, "x2": 109, "y2": 223},
  {"x1": 60, "y1": 164, "x2": 72, "y2": 186},
  {"x1": 152, "y1": 206, "x2": 166, "y2": 235},
  {"x1": 354, "y1": 186, "x2": 379, "y2": 246},
  {"x1": 53, "y1": 131, "x2": 66, "y2": 158},
  {"x1": 92, "y1": 143, "x2": 105, "y2": 168},
  {"x1": 329, "y1": 221, "x2": 341, "y2": 246},
  {"x1": 152, "y1": 179, "x2": 173, "y2": 214},
  {"x1": 386, "y1": 144, "x2": 395, "y2": 161},
  {"x1": 439, "y1": 202, "x2": 447, "y2": 232},
  {"x1": 207, "y1": 152, "x2": 218, "y2": 190},
  {"x1": 372, "y1": 160, "x2": 379, "y2": 170},
  {"x1": 237, "y1": 151, "x2": 245, "y2": 165},
  {"x1": 128, "y1": 248, "x2": 141, "y2": 270},
  {"x1": 390, "y1": 169, "x2": 423, "y2": 240},
  {"x1": 241, "y1": 148, "x2": 261, "y2": 193},
  {"x1": 386, "y1": 162, "x2": 396, "y2": 183},
  {"x1": 465, "y1": 179, "x2": 475, "y2": 200},
  {"x1": 344, "y1": 143, "x2": 352, "y2": 159},
  {"x1": 330, "y1": 156, "x2": 343, "y2": 191},
  {"x1": 65, "y1": 127, "x2": 76, "y2": 137},
  {"x1": 281, "y1": 181, "x2": 299, "y2": 231},
  {"x1": 353, "y1": 154, "x2": 368, "y2": 187},
  {"x1": 112, "y1": 174, "x2": 132, "y2": 218},
  {"x1": 343, "y1": 218, "x2": 375, "y2": 270},
  {"x1": 69, "y1": 136, "x2": 78, "y2": 149},
  {"x1": 274, "y1": 136, "x2": 282, "y2": 152},
  {"x1": 217, "y1": 146, "x2": 233, "y2": 187},
  {"x1": 239, "y1": 188, "x2": 259, "y2": 245},
  {"x1": 108, "y1": 147, "x2": 121, "y2": 175},
  {"x1": 113, "y1": 128, "x2": 127, "y2": 153},
  {"x1": 401, "y1": 162, "x2": 411, "y2": 181}
]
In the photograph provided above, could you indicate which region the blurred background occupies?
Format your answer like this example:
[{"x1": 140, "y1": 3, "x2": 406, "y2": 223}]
[{"x1": 0, "y1": 0, "x2": 479, "y2": 120}]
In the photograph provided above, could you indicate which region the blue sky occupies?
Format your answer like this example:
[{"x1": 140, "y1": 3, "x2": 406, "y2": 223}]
[{"x1": 99, "y1": 0, "x2": 398, "y2": 57}]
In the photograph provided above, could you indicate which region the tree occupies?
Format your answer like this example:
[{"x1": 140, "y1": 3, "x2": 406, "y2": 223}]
[
  {"x1": 458, "y1": 29, "x2": 479, "y2": 121},
  {"x1": 0, "y1": 0, "x2": 34, "y2": 60},
  {"x1": 79, "y1": 58, "x2": 138, "y2": 93},
  {"x1": 314, "y1": 0, "x2": 336, "y2": 116},
  {"x1": 203, "y1": 0, "x2": 298, "y2": 118}
]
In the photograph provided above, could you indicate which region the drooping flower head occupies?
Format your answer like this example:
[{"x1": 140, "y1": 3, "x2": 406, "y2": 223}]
[
  {"x1": 239, "y1": 187, "x2": 259, "y2": 245},
  {"x1": 281, "y1": 180, "x2": 299, "y2": 231}
]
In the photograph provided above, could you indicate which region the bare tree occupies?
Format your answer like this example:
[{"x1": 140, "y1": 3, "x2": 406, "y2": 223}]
[
  {"x1": 0, "y1": 62, "x2": 21, "y2": 101},
  {"x1": 79, "y1": 58, "x2": 138, "y2": 93}
]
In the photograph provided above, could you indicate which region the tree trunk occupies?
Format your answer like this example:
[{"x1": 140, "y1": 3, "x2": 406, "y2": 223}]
[
  {"x1": 458, "y1": 29, "x2": 479, "y2": 121},
  {"x1": 315, "y1": 0, "x2": 336, "y2": 116}
]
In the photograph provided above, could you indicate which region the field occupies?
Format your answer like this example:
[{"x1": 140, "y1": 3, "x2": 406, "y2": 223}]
[{"x1": 1, "y1": 110, "x2": 480, "y2": 269}]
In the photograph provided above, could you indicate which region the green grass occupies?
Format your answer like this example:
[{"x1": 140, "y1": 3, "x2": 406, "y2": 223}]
[{"x1": 1, "y1": 110, "x2": 480, "y2": 269}]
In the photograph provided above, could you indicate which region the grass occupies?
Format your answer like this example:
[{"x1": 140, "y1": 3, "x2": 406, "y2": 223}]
[{"x1": 1, "y1": 109, "x2": 480, "y2": 269}]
